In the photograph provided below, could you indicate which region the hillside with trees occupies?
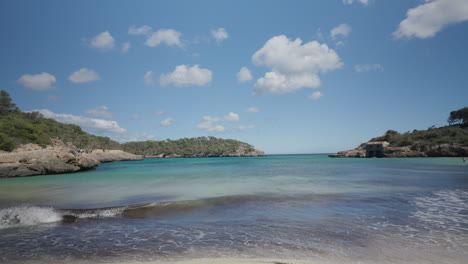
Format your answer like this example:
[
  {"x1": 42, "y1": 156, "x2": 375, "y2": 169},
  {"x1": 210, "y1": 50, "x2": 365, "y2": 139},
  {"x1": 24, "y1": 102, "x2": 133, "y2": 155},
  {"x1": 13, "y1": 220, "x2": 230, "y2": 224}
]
[
  {"x1": 331, "y1": 107, "x2": 468, "y2": 158},
  {"x1": 121, "y1": 137, "x2": 257, "y2": 157},
  {"x1": 0, "y1": 90, "x2": 263, "y2": 157},
  {"x1": 369, "y1": 107, "x2": 468, "y2": 147},
  {"x1": 0, "y1": 90, "x2": 122, "y2": 151}
]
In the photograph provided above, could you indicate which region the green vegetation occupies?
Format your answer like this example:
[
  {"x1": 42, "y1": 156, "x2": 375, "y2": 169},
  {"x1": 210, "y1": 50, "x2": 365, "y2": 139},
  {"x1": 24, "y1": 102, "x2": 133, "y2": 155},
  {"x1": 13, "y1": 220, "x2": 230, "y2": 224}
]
[
  {"x1": 121, "y1": 137, "x2": 255, "y2": 156},
  {"x1": 0, "y1": 90, "x2": 257, "y2": 155},
  {"x1": 0, "y1": 90, "x2": 120, "y2": 151},
  {"x1": 370, "y1": 107, "x2": 468, "y2": 147}
]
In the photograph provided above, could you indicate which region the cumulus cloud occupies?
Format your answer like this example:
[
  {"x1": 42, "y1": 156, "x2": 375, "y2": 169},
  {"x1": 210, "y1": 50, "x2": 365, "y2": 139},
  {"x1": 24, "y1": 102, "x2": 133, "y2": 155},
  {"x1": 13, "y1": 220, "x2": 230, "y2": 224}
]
[
  {"x1": 160, "y1": 118, "x2": 174, "y2": 126},
  {"x1": 394, "y1": 0, "x2": 468, "y2": 39},
  {"x1": 343, "y1": 0, "x2": 369, "y2": 6},
  {"x1": 90, "y1": 31, "x2": 115, "y2": 50},
  {"x1": 252, "y1": 35, "x2": 342, "y2": 95},
  {"x1": 144, "y1": 71, "x2": 154, "y2": 85},
  {"x1": 196, "y1": 112, "x2": 240, "y2": 132},
  {"x1": 237, "y1": 67, "x2": 253, "y2": 82},
  {"x1": 128, "y1": 25, "x2": 152, "y2": 35},
  {"x1": 197, "y1": 121, "x2": 225, "y2": 132},
  {"x1": 211, "y1": 28, "x2": 229, "y2": 43},
  {"x1": 113, "y1": 133, "x2": 156, "y2": 143},
  {"x1": 145, "y1": 29, "x2": 182, "y2": 48},
  {"x1": 309, "y1": 91, "x2": 323, "y2": 100},
  {"x1": 245, "y1": 107, "x2": 259, "y2": 113},
  {"x1": 33, "y1": 109, "x2": 126, "y2": 135},
  {"x1": 17, "y1": 72, "x2": 56, "y2": 91},
  {"x1": 354, "y1": 64, "x2": 384, "y2": 72},
  {"x1": 331, "y1": 24, "x2": 352, "y2": 39},
  {"x1": 159, "y1": 64, "x2": 212, "y2": 87},
  {"x1": 85, "y1": 106, "x2": 113, "y2": 119},
  {"x1": 121, "y1": 42, "x2": 131, "y2": 53},
  {"x1": 68, "y1": 68, "x2": 100, "y2": 83}
]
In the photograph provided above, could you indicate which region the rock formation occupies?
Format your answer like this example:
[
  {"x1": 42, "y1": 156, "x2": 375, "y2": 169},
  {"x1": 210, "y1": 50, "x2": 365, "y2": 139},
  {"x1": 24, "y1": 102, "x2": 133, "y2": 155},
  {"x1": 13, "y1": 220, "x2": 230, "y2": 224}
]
[
  {"x1": 0, "y1": 140, "x2": 143, "y2": 178},
  {"x1": 329, "y1": 141, "x2": 468, "y2": 158}
]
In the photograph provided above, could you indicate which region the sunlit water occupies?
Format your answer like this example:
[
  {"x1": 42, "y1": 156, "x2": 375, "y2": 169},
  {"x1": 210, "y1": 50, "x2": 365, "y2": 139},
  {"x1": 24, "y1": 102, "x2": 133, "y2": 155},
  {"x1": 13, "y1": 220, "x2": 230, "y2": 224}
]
[{"x1": 0, "y1": 155, "x2": 467, "y2": 263}]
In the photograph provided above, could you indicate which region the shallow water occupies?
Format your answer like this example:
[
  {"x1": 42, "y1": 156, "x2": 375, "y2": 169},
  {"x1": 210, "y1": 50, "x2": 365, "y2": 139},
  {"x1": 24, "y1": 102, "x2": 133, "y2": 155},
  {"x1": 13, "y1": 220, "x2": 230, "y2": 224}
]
[{"x1": 0, "y1": 155, "x2": 467, "y2": 263}]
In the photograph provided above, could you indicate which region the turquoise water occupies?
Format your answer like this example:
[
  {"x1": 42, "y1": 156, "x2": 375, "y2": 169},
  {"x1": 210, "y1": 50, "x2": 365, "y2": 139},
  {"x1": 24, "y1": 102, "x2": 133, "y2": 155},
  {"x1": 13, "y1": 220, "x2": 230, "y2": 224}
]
[{"x1": 0, "y1": 155, "x2": 467, "y2": 263}]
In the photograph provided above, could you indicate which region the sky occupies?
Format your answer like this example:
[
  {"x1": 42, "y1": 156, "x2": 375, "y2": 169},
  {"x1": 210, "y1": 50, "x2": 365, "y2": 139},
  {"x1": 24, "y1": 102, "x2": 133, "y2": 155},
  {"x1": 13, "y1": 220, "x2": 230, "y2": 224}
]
[{"x1": 1, "y1": 0, "x2": 468, "y2": 154}]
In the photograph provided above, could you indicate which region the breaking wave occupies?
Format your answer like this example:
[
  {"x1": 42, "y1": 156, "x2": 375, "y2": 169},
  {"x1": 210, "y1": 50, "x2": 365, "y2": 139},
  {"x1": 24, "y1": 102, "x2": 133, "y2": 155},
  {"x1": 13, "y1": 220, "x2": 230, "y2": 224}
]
[
  {"x1": 0, "y1": 193, "x2": 340, "y2": 229},
  {"x1": 0, "y1": 206, "x2": 62, "y2": 229}
]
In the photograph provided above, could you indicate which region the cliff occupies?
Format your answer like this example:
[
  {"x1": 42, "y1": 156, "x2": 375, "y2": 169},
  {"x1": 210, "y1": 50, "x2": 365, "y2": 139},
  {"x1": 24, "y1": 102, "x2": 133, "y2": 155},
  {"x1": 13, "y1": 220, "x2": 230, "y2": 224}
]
[{"x1": 0, "y1": 140, "x2": 143, "y2": 178}]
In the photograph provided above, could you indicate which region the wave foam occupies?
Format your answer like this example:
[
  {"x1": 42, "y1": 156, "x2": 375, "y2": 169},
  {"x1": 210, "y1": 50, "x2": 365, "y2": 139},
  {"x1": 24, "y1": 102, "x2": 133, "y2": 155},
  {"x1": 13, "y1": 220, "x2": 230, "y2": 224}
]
[
  {"x1": 0, "y1": 206, "x2": 62, "y2": 229},
  {"x1": 410, "y1": 189, "x2": 468, "y2": 234}
]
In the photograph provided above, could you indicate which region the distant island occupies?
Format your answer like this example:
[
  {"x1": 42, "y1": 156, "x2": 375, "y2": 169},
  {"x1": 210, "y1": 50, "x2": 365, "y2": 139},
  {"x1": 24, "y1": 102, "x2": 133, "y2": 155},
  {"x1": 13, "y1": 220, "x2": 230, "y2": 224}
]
[
  {"x1": 0, "y1": 90, "x2": 264, "y2": 177},
  {"x1": 330, "y1": 107, "x2": 468, "y2": 158}
]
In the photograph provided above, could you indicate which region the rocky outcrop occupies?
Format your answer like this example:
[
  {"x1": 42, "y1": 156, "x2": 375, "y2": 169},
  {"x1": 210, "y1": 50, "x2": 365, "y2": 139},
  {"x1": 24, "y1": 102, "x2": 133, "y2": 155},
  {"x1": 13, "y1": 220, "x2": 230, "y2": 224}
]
[
  {"x1": 329, "y1": 142, "x2": 467, "y2": 158},
  {"x1": 83, "y1": 149, "x2": 143, "y2": 162},
  {"x1": 328, "y1": 148, "x2": 366, "y2": 158},
  {"x1": 0, "y1": 140, "x2": 143, "y2": 178},
  {"x1": 145, "y1": 148, "x2": 266, "y2": 159},
  {"x1": 0, "y1": 148, "x2": 100, "y2": 177},
  {"x1": 413, "y1": 143, "x2": 468, "y2": 157}
]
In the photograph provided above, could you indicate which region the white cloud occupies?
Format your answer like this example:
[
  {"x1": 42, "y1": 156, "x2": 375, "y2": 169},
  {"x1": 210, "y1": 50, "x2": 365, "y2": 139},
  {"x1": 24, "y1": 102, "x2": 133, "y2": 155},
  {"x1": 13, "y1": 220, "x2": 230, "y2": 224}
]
[
  {"x1": 144, "y1": 71, "x2": 154, "y2": 85},
  {"x1": 237, "y1": 67, "x2": 253, "y2": 82},
  {"x1": 33, "y1": 109, "x2": 126, "y2": 135},
  {"x1": 68, "y1": 68, "x2": 100, "y2": 83},
  {"x1": 160, "y1": 118, "x2": 174, "y2": 126},
  {"x1": 90, "y1": 31, "x2": 115, "y2": 50},
  {"x1": 197, "y1": 121, "x2": 225, "y2": 132},
  {"x1": 235, "y1": 125, "x2": 256, "y2": 131},
  {"x1": 159, "y1": 64, "x2": 212, "y2": 87},
  {"x1": 309, "y1": 91, "x2": 323, "y2": 100},
  {"x1": 343, "y1": 0, "x2": 369, "y2": 6},
  {"x1": 128, "y1": 25, "x2": 152, "y2": 35},
  {"x1": 223, "y1": 112, "x2": 240, "y2": 122},
  {"x1": 354, "y1": 64, "x2": 384, "y2": 72},
  {"x1": 17, "y1": 72, "x2": 56, "y2": 91},
  {"x1": 85, "y1": 106, "x2": 113, "y2": 119},
  {"x1": 252, "y1": 35, "x2": 342, "y2": 95},
  {"x1": 145, "y1": 29, "x2": 182, "y2": 48},
  {"x1": 196, "y1": 112, "x2": 240, "y2": 132},
  {"x1": 331, "y1": 24, "x2": 352, "y2": 39},
  {"x1": 394, "y1": 0, "x2": 468, "y2": 39},
  {"x1": 113, "y1": 133, "x2": 156, "y2": 143},
  {"x1": 211, "y1": 28, "x2": 229, "y2": 43},
  {"x1": 122, "y1": 42, "x2": 131, "y2": 53},
  {"x1": 245, "y1": 107, "x2": 259, "y2": 113}
]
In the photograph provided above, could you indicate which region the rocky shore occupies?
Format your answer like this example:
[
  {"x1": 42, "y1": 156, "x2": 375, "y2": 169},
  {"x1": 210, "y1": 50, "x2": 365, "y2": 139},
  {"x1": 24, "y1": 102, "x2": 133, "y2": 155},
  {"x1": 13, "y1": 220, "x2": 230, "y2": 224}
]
[
  {"x1": 329, "y1": 141, "x2": 468, "y2": 158},
  {"x1": 0, "y1": 140, "x2": 143, "y2": 178}
]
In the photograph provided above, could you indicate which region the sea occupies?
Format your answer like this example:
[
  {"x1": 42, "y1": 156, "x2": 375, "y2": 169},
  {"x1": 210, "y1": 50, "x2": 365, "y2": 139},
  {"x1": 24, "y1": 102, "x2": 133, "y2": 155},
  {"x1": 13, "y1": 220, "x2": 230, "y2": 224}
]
[{"x1": 0, "y1": 154, "x2": 467, "y2": 264}]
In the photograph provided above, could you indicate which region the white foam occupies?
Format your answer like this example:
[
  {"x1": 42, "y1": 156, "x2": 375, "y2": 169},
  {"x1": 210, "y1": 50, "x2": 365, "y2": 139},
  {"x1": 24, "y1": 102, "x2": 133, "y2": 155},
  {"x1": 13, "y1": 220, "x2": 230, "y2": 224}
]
[
  {"x1": 68, "y1": 208, "x2": 124, "y2": 218},
  {"x1": 410, "y1": 189, "x2": 468, "y2": 233},
  {"x1": 0, "y1": 205, "x2": 62, "y2": 229}
]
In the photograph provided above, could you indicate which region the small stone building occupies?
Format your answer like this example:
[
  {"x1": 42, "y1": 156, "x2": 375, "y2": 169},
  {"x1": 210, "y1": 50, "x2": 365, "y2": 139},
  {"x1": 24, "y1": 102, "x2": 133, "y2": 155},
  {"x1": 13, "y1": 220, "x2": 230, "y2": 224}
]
[{"x1": 365, "y1": 141, "x2": 389, "y2": 157}]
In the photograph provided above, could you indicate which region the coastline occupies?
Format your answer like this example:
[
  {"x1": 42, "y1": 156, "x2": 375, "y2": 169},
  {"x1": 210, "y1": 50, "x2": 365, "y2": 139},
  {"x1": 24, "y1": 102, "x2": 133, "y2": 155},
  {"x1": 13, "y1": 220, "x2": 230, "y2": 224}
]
[
  {"x1": 0, "y1": 141, "x2": 143, "y2": 178},
  {"x1": 329, "y1": 141, "x2": 468, "y2": 158}
]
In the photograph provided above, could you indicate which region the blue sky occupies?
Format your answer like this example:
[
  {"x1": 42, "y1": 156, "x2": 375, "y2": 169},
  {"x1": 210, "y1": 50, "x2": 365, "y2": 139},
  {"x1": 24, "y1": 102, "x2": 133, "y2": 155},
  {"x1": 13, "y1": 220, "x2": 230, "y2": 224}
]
[{"x1": 1, "y1": 0, "x2": 468, "y2": 154}]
